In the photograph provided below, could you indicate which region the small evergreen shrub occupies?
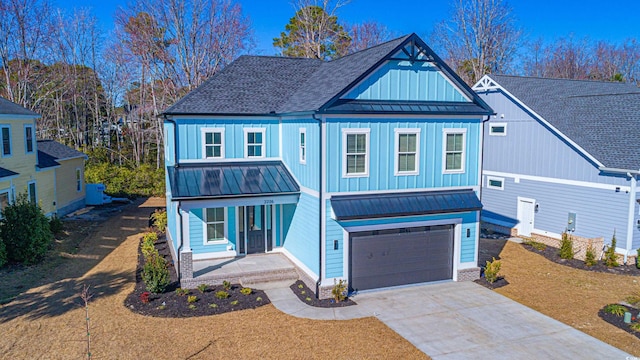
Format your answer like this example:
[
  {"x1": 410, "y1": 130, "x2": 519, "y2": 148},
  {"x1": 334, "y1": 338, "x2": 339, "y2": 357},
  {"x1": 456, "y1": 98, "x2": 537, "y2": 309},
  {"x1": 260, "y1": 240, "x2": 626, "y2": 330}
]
[
  {"x1": 332, "y1": 279, "x2": 347, "y2": 303},
  {"x1": 49, "y1": 215, "x2": 64, "y2": 235},
  {"x1": 604, "y1": 304, "x2": 627, "y2": 316},
  {"x1": 604, "y1": 233, "x2": 619, "y2": 267},
  {"x1": 188, "y1": 304, "x2": 196, "y2": 310},
  {"x1": 240, "y1": 287, "x2": 252, "y2": 295},
  {"x1": 524, "y1": 239, "x2": 546, "y2": 251},
  {"x1": 636, "y1": 248, "x2": 640, "y2": 269},
  {"x1": 630, "y1": 323, "x2": 640, "y2": 332},
  {"x1": 484, "y1": 257, "x2": 502, "y2": 284},
  {"x1": 222, "y1": 280, "x2": 231, "y2": 290},
  {"x1": 0, "y1": 235, "x2": 6, "y2": 268},
  {"x1": 142, "y1": 253, "x2": 170, "y2": 294},
  {"x1": 197, "y1": 284, "x2": 208, "y2": 293},
  {"x1": 175, "y1": 288, "x2": 189, "y2": 296},
  {"x1": 187, "y1": 295, "x2": 197, "y2": 304},
  {"x1": 141, "y1": 232, "x2": 158, "y2": 259},
  {"x1": 584, "y1": 242, "x2": 597, "y2": 267},
  {"x1": 256, "y1": 297, "x2": 262, "y2": 302},
  {"x1": 151, "y1": 209, "x2": 167, "y2": 232},
  {"x1": 559, "y1": 231, "x2": 574, "y2": 260},
  {"x1": 209, "y1": 303, "x2": 218, "y2": 308},
  {"x1": 0, "y1": 193, "x2": 53, "y2": 264},
  {"x1": 230, "y1": 300, "x2": 239, "y2": 306},
  {"x1": 215, "y1": 291, "x2": 230, "y2": 299}
]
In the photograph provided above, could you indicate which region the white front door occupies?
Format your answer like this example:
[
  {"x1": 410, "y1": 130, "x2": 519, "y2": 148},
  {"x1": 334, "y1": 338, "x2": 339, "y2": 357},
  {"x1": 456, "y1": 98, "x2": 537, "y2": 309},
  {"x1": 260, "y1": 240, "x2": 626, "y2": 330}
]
[{"x1": 517, "y1": 197, "x2": 535, "y2": 236}]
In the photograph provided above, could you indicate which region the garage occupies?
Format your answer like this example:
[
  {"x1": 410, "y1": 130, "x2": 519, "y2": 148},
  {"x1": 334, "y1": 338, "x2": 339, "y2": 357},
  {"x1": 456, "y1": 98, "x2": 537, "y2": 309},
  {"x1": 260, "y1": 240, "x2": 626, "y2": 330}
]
[{"x1": 349, "y1": 225, "x2": 454, "y2": 291}]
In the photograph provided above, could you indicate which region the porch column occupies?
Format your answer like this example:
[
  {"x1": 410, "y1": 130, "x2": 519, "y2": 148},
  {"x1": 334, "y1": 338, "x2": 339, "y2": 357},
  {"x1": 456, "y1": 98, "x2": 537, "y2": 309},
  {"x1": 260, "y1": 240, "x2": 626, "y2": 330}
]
[
  {"x1": 626, "y1": 174, "x2": 637, "y2": 263},
  {"x1": 180, "y1": 208, "x2": 193, "y2": 279}
]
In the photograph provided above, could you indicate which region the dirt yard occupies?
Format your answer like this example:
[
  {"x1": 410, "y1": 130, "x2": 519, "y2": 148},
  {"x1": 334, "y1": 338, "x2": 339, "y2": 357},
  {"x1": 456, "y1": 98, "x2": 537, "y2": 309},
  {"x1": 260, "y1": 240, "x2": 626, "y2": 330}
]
[
  {"x1": 485, "y1": 239, "x2": 640, "y2": 356},
  {"x1": 0, "y1": 198, "x2": 427, "y2": 359}
]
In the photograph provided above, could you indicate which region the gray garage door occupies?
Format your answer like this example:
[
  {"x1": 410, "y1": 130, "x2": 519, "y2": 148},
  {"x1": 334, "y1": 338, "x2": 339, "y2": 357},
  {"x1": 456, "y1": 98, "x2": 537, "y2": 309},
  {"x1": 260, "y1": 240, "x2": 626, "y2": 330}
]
[{"x1": 349, "y1": 225, "x2": 453, "y2": 291}]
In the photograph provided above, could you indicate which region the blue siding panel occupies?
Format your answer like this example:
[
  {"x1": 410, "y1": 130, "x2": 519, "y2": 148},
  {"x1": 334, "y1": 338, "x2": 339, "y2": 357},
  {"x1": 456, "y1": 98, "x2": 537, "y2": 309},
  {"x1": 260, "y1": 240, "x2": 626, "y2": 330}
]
[
  {"x1": 326, "y1": 119, "x2": 481, "y2": 193},
  {"x1": 281, "y1": 119, "x2": 320, "y2": 191},
  {"x1": 164, "y1": 121, "x2": 176, "y2": 166},
  {"x1": 460, "y1": 223, "x2": 477, "y2": 263},
  {"x1": 283, "y1": 192, "x2": 320, "y2": 274},
  {"x1": 166, "y1": 196, "x2": 178, "y2": 251},
  {"x1": 189, "y1": 208, "x2": 233, "y2": 254},
  {"x1": 326, "y1": 200, "x2": 344, "y2": 278},
  {"x1": 345, "y1": 60, "x2": 469, "y2": 102}
]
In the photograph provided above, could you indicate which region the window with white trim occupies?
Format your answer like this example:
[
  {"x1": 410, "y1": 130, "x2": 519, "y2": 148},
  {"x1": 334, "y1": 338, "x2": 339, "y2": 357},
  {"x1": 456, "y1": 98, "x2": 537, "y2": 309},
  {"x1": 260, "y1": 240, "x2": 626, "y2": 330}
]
[
  {"x1": 244, "y1": 128, "x2": 266, "y2": 158},
  {"x1": 76, "y1": 168, "x2": 82, "y2": 192},
  {"x1": 443, "y1": 129, "x2": 466, "y2": 173},
  {"x1": 299, "y1": 128, "x2": 306, "y2": 164},
  {"x1": 27, "y1": 181, "x2": 36, "y2": 204},
  {"x1": 489, "y1": 123, "x2": 507, "y2": 136},
  {"x1": 24, "y1": 124, "x2": 34, "y2": 153},
  {"x1": 0, "y1": 190, "x2": 9, "y2": 218},
  {"x1": 201, "y1": 128, "x2": 225, "y2": 159},
  {"x1": 1, "y1": 125, "x2": 11, "y2": 156},
  {"x1": 205, "y1": 207, "x2": 226, "y2": 244},
  {"x1": 395, "y1": 129, "x2": 420, "y2": 175},
  {"x1": 342, "y1": 129, "x2": 370, "y2": 177},
  {"x1": 486, "y1": 176, "x2": 504, "y2": 190}
]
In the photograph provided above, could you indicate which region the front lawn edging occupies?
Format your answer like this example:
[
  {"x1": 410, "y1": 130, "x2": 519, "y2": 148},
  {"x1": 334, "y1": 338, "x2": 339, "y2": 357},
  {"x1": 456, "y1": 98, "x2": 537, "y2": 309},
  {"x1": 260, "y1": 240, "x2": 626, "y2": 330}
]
[{"x1": 289, "y1": 280, "x2": 356, "y2": 308}]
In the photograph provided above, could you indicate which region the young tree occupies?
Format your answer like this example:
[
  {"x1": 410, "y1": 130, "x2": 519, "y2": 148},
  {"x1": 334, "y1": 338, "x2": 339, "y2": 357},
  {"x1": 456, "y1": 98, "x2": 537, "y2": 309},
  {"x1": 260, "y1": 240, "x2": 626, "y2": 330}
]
[
  {"x1": 431, "y1": 0, "x2": 521, "y2": 85},
  {"x1": 348, "y1": 21, "x2": 393, "y2": 54},
  {"x1": 273, "y1": 0, "x2": 351, "y2": 60}
]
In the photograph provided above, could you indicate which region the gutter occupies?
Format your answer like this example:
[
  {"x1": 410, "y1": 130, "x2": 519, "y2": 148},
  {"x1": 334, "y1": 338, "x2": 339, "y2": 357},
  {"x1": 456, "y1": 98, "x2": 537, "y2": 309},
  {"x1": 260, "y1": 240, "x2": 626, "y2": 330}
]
[
  {"x1": 626, "y1": 172, "x2": 638, "y2": 263},
  {"x1": 176, "y1": 202, "x2": 184, "y2": 283},
  {"x1": 163, "y1": 115, "x2": 183, "y2": 281}
]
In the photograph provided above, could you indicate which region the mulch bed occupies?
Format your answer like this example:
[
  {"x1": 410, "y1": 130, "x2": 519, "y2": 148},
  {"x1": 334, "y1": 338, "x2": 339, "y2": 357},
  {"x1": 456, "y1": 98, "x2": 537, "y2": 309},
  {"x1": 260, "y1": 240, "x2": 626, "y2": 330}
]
[
  {"x1": 521, "y1": 242, "x2": 640, "y2": 276},
  {"x1": 598, "y1": 305, "x2": 640, "y2": 340},
  {"x1": 474, "y1": 276, "x2": 509, "y2": 290},
  {"x1": 124, "y1": 234, "x2": 270, "y2": 317},
  {"x1": 289, "y1": 280, "x2": 356, "y2": 308}
]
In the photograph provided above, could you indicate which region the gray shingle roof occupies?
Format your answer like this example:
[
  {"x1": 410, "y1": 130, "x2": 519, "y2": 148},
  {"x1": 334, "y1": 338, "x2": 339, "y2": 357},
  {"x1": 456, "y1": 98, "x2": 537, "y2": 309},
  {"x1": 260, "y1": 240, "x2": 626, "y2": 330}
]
[
  {"x1": 0, "y1": 96, "x2": 39, "y2": 117},
  {"x1": 164, "y1": 34, "x2": 492, "y2": 116},
  {"x1": 37, "y1": 140, "x2": 86, "y2": 161},
  {"x1": 0, "y1": 167, "x2": 19, "y2": 179},
  {"x1": 37, "y1": 150, "x2": 61, "y2": 169},
  {"x1": 488, "y1": 75, "x2": 640, "y2": 170}
]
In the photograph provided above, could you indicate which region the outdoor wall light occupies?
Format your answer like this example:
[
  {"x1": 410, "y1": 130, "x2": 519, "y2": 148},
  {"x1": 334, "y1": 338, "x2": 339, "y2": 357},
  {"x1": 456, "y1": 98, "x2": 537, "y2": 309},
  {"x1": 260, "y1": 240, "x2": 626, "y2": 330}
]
[{"x1": 535, "y1": 203, "x2": 539, "y2": 212}]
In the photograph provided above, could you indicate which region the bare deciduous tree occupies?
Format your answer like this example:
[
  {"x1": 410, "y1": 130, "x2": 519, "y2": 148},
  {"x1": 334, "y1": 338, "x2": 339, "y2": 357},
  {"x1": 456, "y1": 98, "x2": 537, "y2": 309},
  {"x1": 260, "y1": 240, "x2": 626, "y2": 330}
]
[{"x1": 348, "y1": 21, "x2": 392, "y2": 53}]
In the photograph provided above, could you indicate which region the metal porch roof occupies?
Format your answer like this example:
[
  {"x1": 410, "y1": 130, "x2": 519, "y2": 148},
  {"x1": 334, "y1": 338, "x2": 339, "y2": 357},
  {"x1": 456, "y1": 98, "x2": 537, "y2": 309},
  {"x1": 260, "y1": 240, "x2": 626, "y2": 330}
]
[
  {"x1": 331, "y1": 189, "x2": 482, "y2": 221},
  {"x1": 167, "y1": 161, "x2": 300, "y2": 200}
]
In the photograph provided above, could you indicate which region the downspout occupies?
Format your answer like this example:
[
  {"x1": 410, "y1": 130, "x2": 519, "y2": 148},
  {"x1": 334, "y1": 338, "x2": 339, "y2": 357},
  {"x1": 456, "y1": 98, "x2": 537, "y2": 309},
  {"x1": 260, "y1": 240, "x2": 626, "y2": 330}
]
[
  {"x1": 314, "y1": 112, "x2": 323, "y2": 298},
  {"x1": 176, "y1": 202, "x2": 184, "y2": 282},
  {"x1": 625, "y1": 172, "x2": 637, "y2": 264},
  {"x1": 478, "y1": 115, "x2": 491, "y2": 202},
  {"x1": 163, "y1": 115, "x2": 182, "y2": 281}
]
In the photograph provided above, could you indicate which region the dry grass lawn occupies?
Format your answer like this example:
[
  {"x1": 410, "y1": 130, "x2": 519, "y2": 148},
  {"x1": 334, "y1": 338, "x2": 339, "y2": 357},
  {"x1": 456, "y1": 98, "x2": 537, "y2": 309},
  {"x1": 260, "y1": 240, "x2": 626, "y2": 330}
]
[
  {"x1": 0, "y1": 198, "x2": 428, "y2": 359},
  {"x1": 495, "y1": 240, "x2": 640, "y2": 356}
]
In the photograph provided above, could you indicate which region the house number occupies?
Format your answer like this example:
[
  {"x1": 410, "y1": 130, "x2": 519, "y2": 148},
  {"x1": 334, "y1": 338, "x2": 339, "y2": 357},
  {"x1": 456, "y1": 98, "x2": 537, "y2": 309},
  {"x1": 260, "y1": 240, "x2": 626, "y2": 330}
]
[{"x1": 263, "y1": 200, "x2": 274, "y2": 204}]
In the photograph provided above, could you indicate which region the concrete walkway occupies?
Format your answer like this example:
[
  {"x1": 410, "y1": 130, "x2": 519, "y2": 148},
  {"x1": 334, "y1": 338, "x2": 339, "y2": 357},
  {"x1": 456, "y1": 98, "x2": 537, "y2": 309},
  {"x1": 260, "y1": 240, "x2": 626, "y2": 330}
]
[{"x1": 257, "y1": 281, "x2": 631, "y2": 359}]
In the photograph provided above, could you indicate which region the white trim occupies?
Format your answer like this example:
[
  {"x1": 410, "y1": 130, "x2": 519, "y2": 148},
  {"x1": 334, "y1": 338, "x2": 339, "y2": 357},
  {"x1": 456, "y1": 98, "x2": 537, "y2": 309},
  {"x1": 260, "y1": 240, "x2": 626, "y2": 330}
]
[
  {"x1": 516, "y1": 197, "x2": 536, "y2": 237},
  {"x1": 626, "y1": 175, "x2": 637, "y2": 253},
  {"x1": 278, "y1": 118, "x2": 283, "y2": 157},
  {"x1": 532, "y1": 229, "x2": 562, "y2": 240},
  {"x1": 27, "y1": 180, "x2": 37, "y2": 203},
  {"x1": 181, "y1": 208, "x2": 191, "y2": 251},
  {"x1": 483, "y1": 170, "x2": 629, "y2": 191},
  {"x1": 442, "y1": 128, "x2": 467, "y2": 174},
  {"x1": 473, "y1": 75, "x2": 604, "y2": 168},
  {"x1": 179, "y1": 194, "x2": 299, "y2": 211},
  {"x1": 394, "y1": 128, "x2": 421, "y2": 176},
  {"x1": 323, "y1": 113, "x2": 485, "y2": 120},
  {"x1": 342, "y1": 229, "x2": 349, "y2": 280},
  {"x1": 0, "y1": 124, "x2": 11, "y2": 157},
  {"x1": 320, "y1": 119, "x2": 327, "y2": 282},
  {"x1": 486, "y1": 176, "x2": 505, "y2": 190},
  {"x1": 200, "y1": 127, "x2": 225, "y2": 159},
  {"x1": 326, "y1": 185, "x2": 480, "y2": 198},
  {"x1": 488, "y1": 122, "x2": 507, "y2": 136},
  {"x1": 342, "y1": 128, "x2": 370, "y2": 178},
  {"x1": 203, "y1": 207, "x2": 228, "y2": 246},
  {"x1": 24, "y1": 124, "x2": 35, "y2": 154},
  {"x1": 192, "y1": 250, "x2": 237, "y2": 260},
  {"x1": 341, "y1": 218, "x2": 462, "y2": 232},
  {"x1": 299, "y1": 127, "x2": 307, "y2": 164},
  {"x1": 235, "y1": 207, "x2": 240, "y2": 252},
  {"x1": 180, "y1": 157, "x2": 281, "y2": 164},
  {"x1": 277, "y1": 247, "x2": 319, "y2": 280},
  {"x1": 300, "y1": 185, "x2": 320, "y2": 198},
  {"x1": 243, "y1": 128, "x2": 266, "y2": 159}
]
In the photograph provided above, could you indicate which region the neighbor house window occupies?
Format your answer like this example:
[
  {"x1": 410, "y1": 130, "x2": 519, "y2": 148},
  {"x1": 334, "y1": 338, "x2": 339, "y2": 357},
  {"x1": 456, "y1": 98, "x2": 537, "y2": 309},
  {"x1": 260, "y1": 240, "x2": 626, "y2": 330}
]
[
  {"x1": 205, "y1": 207, "x2": 226, "y2": 243},
  {"x1": 201, "y1": 128, "x2": 225, "y2": 159},
  {"x1": 76, "y1": 168, "x2": 82, "y2": 192},
  {"x1": 443, "y1": 129, "x2": 466, "y2": 173},
  {"x1": 342, "y1": 129, "x2": 370, "y2": 177},
  {"x1": 489, "y1": 123, "x2": 507, "y2": 136},
  {"x1": 486, "y1": 176, "x2": 504, "y2": 190},
  {"x1": 1, "y1": 125, "x2": 10, "y2": 156},
  {"x1": 395, "y1": 129, "x2": 420, "y2": 175},
  {"x1": 27, "y1": 181, "x2": 36, "y2": 204},
  {"x1": 299, "y1": 128, "x2": 306, "y2": 164},
  {"x1": 0, "y1": 190, "x2": 9, "y2": 218},
  {"x1": 244, "y1": 128, "x2": 266, "y2": 158},
  {"x1": 24, "y1": 125, "x2": 34, "y2": 153}
]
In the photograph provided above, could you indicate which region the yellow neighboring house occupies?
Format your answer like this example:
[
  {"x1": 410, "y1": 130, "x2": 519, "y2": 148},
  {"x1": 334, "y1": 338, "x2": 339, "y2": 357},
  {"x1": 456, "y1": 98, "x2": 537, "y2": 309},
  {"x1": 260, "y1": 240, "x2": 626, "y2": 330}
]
[{"x1": 0, "y1": 96, "x2": 87, "y2": 218}]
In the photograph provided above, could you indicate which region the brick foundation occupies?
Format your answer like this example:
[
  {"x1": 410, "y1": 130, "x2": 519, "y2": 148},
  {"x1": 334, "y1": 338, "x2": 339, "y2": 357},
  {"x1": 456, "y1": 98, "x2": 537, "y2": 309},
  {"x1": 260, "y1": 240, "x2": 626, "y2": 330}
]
[
  {"x1": 180, "y1": 251, "x2": 193, "y2": 279},
  {"x1": 457, "y1": 267, "x2": 480, "y2": 281}
]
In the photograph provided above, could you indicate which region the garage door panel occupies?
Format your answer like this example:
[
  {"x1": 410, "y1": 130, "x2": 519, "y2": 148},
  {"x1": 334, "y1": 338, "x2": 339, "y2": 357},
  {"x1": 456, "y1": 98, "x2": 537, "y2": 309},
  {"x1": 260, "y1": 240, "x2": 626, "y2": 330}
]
[{"x1": 350, "y1": 225, "x2": 453, "y2": 291}]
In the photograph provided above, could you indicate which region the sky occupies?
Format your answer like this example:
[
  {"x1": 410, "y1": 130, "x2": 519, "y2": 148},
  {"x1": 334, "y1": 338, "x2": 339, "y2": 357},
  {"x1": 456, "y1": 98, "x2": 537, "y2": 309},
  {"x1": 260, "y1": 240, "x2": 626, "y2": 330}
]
[{"x1": 58, "y1": 0, "x2": 640, "y2": 55}]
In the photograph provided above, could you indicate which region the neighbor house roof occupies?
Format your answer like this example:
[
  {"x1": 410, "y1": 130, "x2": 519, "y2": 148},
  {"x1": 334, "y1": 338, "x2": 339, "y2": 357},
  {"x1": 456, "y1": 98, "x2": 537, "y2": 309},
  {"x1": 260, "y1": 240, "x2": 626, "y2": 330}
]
[
  {"x1": 37, "y1": 140, "x2": 87, "y2": 161},
  {"x1": 0, "y1": 167, "x2": 19, "y2": 179},
  {"x1": 164, "y1": 34, "x2": 493, "y2": 116},
  {"x1": 0, "y1": 96, "x2": 39, "y2": 117},
  {"x1": 37, "y1": 151, "x2": 61, "y2": 169},
  {"x1": 479, "y1": 75, "x2": 640, "y2": 171}
]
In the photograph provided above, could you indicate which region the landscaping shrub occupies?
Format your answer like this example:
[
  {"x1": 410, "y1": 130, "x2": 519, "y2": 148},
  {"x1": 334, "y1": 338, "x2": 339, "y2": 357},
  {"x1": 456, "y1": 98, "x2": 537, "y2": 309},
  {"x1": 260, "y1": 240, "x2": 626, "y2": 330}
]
[
  {"x1": 585, "y1": 241, "x2": 597, "y2": 267},
  {"x1": 49, "y1": 215, "x2": 64, "y2": 235},
  {"x1": 0, "y1": 193, "x2": 53, "y2": 264},
  {"x1": 222, "y1": 280, "x2": 231, "y2": 290},
  {"x1": 151, "y1": 209, "x2": 167, "y2": 232},
  {"x1": 523, "y1": 239, "x2": 546, "y2": 251},
  {"x1": 240, "y1": 287, "x2": 252, "y2": 295},
  {"x1": 604, "y1": 233, "x2": 619, "y2": 267},
  {"x1": 141, "y1": 232, "x2": 158, "y2": 259},
  {"x1": 559, "y1": 231, "x2": 574, "y2": 260},
  {"x1": 215, "y1": 290, "x2": 230, "y2": 299},
  {"x1": 142, "y1": 253, "x2": 170, "y2": 294},
  {"x1": 484, "y1": 257, "x2": 502, "y2": 284},
  {"x1": 84, "y1": 161, "x2": 165, "y2": 198},
  {"x1": 187, "y1": 295, "x2": 197, "y2": 304},
  {"x1": 637, "y1": 248, "x2": 640, "y2": 269},
  {"x1": 332, "y1": 279, "x2": 347, "y2": 303},
  {"x1": 604, "y1": 304, "x2": 627, "y2": 316},
  {"x1": 0, "y1": 234, "x2": 6, "y2": 268},
  {"x1": 197, "y1": 284, "x2": 208, "y2": 293}
]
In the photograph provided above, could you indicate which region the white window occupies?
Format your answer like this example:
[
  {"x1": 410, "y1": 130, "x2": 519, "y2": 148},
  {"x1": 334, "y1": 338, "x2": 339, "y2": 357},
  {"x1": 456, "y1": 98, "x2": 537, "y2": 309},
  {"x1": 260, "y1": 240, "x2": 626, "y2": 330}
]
[
  {"x1": 489, "y1": 123, "x2": 507, "y2": 136},
  {"x1": 204, "y1": 207, "x2": 227, "y2": 244},
  {"x1": 1, "y1": 125, "x2": 11, "y2": 157},
  {"x1": 76, "y1": 168, "x2": 83, "y2": 192},
  {"x1": 443, "y1": 129, "x2": 467, "y2": 173},
  {"x1": 201, "y1": 128, "x2": 225, "y2": 159},
  {"x1": 27, "y1": 181, "x2": 36, "y2": 204},
  {"x1": 24, "y1": 124, "x2": 34, "y2": 154},
  {"x1": 299, "y1": 128, "x2": 306, "y2": 164},
  {"x1": 342, "y1": 128, "x2": 370, "y2": 177},
  {"x1": 486, "y1": 176, "x2": 505, "y2": 190},
  {"x1": 394, "y1": 129, "x2": 420, "y2": 175},
  {"x1": 0, "y1": 190, "x2": 9, "y2": 218},
  {"x1": 244, "y1": 128, "x2": 266, "y2": 158}
]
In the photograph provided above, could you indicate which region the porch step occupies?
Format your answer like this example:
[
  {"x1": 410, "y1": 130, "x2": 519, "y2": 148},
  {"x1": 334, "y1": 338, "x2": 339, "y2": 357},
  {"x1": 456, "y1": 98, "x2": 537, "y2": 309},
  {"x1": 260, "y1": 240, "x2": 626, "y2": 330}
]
[{"x1": 239, "y1": 268, "x2": 299, "y2": 287}]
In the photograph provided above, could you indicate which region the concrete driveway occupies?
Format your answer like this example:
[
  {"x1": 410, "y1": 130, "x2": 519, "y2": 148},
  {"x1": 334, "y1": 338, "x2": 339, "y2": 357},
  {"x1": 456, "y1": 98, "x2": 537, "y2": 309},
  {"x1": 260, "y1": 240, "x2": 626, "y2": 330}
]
[{"x1": 263, "y1": 281, "x2": 630, "y2": 359}]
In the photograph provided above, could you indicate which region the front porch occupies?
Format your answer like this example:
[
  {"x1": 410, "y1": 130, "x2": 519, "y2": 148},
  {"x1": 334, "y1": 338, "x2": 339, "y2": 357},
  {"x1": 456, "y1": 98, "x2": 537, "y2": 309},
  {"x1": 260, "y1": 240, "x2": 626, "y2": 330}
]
[{"x1": 180, "y1": 253, "x2": 301, "y2": 289}]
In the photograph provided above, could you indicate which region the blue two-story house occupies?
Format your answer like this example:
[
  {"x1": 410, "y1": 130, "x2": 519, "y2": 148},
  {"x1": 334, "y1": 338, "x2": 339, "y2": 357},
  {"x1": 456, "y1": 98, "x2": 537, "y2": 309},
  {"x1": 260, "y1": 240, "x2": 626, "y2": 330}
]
[{"x1": 163, "y1": 34, "x2": 493, "y2": 298}]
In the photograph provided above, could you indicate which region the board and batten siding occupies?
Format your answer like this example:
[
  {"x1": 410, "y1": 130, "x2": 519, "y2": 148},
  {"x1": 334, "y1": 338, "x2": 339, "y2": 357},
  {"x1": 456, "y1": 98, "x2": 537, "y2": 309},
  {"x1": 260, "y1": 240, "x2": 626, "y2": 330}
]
[
  {"x1": 325, "y1": 199, "x2": 344, "y2": 278},
  {"x1": 325, "y1": 118, "x2": 481, "y2": 193},
  {"x1": 482, "y1": 176, "x2": 628, "y2": 245},
  {"x1": 282, "y1": 192, "x2": 320, "y2": 276},
  {"x1": 188, "y1": 207, "x2": 237, "y2": 255},
  {"x1": 164, "y1": 121, "x2": 176, "y2": 166},
  {"x1": 479, "y1": 91, "x2": 627, "y2": 186},
  {"x1": 175, "y1": 119, "x2": 279, "y2": 161},
  {"x1": 344, "y1": 60, "x2": 469, "y2": 102},
  {"x1": 166, "y1": 197, "x2": 178, "y2": 252},
  {"x1": 281, "y1": 119, "x2": 319, "y2": 191}
]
